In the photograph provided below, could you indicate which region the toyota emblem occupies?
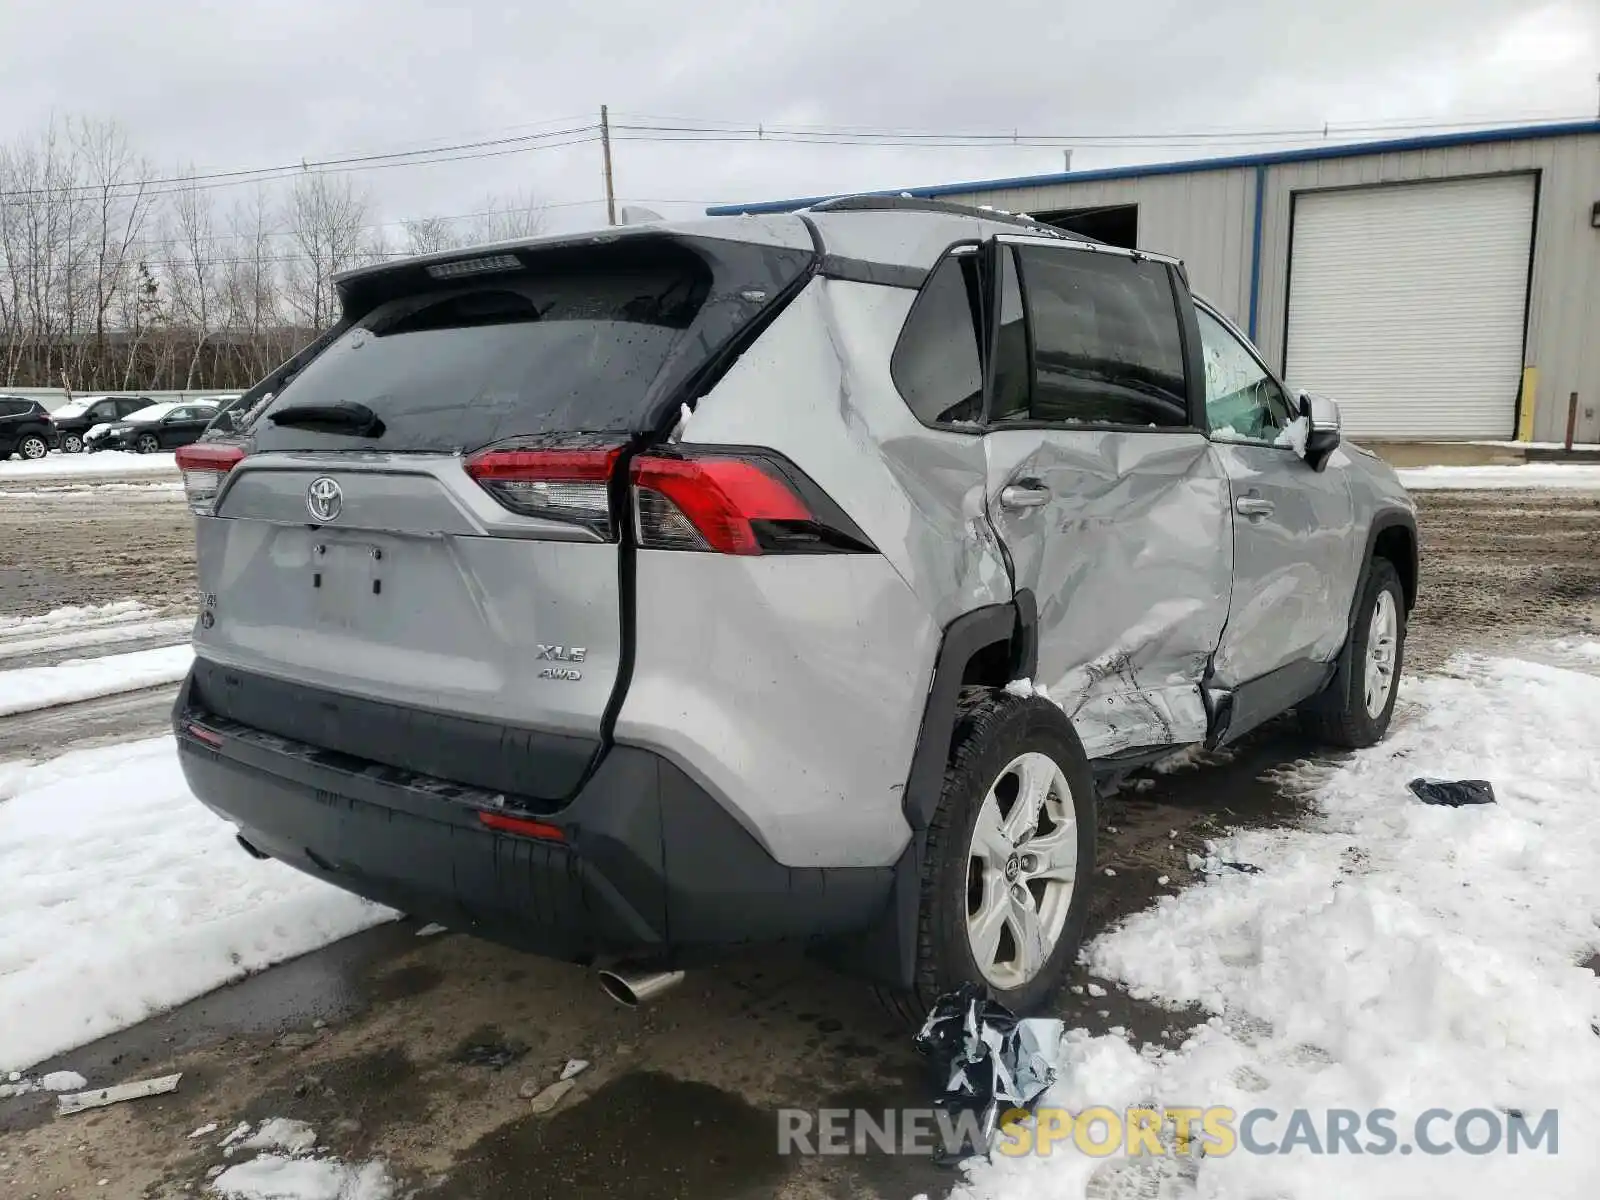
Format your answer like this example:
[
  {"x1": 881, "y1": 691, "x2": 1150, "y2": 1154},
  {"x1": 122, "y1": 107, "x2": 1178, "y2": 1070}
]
[{"x1": 306, "y1": 477, "x2": 343, "y2": 522}]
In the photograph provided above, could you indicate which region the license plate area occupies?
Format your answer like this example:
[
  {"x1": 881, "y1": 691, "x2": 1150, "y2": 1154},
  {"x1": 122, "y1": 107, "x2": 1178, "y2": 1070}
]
[{"x1": 310, "y1": 536, "x2": 387, "y2": 631}]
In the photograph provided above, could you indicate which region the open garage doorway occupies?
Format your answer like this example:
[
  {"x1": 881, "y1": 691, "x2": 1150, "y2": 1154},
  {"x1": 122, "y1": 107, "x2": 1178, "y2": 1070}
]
[{"x1": 1032, "y1": 203, "x2": 1139, "y2": 248}]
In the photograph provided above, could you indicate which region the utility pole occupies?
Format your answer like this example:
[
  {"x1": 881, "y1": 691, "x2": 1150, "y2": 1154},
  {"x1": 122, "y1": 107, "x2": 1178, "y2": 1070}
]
[{"x1": 600, "y1": 105, "x2": 617, "y2": 226}]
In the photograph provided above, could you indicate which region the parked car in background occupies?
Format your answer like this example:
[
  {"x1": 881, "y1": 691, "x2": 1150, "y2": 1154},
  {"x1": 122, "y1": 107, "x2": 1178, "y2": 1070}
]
[
  {"x1": 95, "y1": 400, "x2": 219, "y2": 454},
  {"x1": 49, "y1": 395, "x2": 154, "y2": 453},
  {"x1": 0, "y1": 396, "x2": 60, "y2": 460}
]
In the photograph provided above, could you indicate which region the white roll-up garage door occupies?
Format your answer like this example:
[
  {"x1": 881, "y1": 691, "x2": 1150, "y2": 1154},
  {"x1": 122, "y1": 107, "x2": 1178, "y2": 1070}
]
[{"x1": 1285, "y1": 174, "x2": 1534, "y2": 439}]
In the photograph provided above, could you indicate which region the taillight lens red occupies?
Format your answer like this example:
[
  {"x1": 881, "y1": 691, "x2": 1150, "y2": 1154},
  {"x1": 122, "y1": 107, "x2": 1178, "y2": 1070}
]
[
  {"x1": 174, "y1": 444, "x2": 246, "y2": 515},
  {"x1": 464, "y1": 446, "x2": 622, "y2": 536},
  {"x1": 630, "y1": 455, "x2": 812, "y2": 555}
]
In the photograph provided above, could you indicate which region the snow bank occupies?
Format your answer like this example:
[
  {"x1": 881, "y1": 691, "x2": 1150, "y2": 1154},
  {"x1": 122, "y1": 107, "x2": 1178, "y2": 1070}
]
[
  {"x1": 0, "y1": 450, "x2": 177, "y2": 480},
  {"x1": 1397, "y1": 463, "x2": 1600, "y2": 491},
  {"x1": 0, "y1": 643, "x2": 195, "y2": 716},
  {"x1": 0, "y1": 737, "x2": 395, "y2": 1071},
  {"x1": 211, "y1": 1154, "x2": 393, "y2": 1200},
  {"x1": 0, "y1": 600, "x2": 154, "y2": 636},
  {"x1": 963, "y1": 652, "x2": 1600, "y2": 1199}
]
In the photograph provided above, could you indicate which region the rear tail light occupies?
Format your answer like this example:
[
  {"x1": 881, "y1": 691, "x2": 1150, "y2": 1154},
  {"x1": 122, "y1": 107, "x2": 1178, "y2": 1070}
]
[
  {"x1": 175, "y1": 444, "x2": 246, "y2": 515},
  {"x1": 630, "y1": 451, "x2": 873, "y2": 555},
  {"x1": 464, "y1": 445, "x2": 621, "y2": 536}
]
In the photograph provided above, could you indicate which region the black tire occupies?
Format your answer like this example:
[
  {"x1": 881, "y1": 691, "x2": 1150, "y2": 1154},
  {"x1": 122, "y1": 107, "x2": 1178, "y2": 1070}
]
[
  {"x1": 134, "y1": 432, "x2": 160, "y2": 454},
  {"x1": 880, "y1": 690, "x2": 1096, "y2": 1023},
  {"x1": 17, "y1": 434, "x2": 48, "y2": 460},
  {"x1": 1299, "y1": 558, "x2": 1406, "y2": 748},
  {"x1": 61, "y1": 432, "x2": 83, "y2": 453}
]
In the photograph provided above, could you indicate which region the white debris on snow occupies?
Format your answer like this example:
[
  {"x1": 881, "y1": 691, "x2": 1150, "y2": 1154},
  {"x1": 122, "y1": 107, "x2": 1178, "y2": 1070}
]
[
  {"x1": 0, "y1": 737, "x2": 396, "y2": 1072},
  {"x1": 959, "y1": 651, "x2": 1600, "y2": 1199},
  {"x1": 210, "y1": 1153, "x2": 393, "y2": 1200},
  {"x1": 0, "y1": 1069, "x2": 86, "y2": 1097},
  {"x1": 413, "y1": 923, "x2": 447, "y2": 938},
  {"x1": 242, "y1": 1119, "x2": 320, "y2": 1157},
  {"x1": 0, "y1": 644, "x2": 195, "y2": 717},
  {"x1": 1396, "y1": 463, "x2": 1600, "y2": 491},
  {"x1": 0, "y1": 451, "x2": 178, "y2": 481}
]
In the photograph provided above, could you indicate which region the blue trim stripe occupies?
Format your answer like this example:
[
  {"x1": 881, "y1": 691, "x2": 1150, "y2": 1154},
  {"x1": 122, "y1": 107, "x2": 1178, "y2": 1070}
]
[
  {"x1": 1247, "y1": 164, "x2": 1266, "y2": 341},
  {"x1": 705, "y1": 120, "x2": 1600, "y2": 216}
]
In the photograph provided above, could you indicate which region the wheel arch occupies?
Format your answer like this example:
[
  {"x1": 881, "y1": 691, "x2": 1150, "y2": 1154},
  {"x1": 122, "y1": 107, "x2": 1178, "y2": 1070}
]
[{"x1": 813, "y1": 590, "x2": 1037, "y2": 988}]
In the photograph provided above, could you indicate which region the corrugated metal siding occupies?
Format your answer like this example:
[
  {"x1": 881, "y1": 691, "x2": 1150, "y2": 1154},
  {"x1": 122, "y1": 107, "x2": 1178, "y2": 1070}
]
[
  {"x1": 1254, "y1": 132, "x2": 1599, "y2": 442},
  {"x1": 932, "y1": 167, "x2": 1258, "y2": 328},
  {"x1": 944, "y1": 131, "x2": 1600, "y2": 442}
]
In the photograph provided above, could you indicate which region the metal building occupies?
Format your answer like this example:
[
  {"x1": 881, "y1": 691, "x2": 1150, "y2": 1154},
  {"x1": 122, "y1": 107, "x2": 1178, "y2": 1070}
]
[{"x1": 708, "y1": 121, "x2": 1600, "y2": 443}]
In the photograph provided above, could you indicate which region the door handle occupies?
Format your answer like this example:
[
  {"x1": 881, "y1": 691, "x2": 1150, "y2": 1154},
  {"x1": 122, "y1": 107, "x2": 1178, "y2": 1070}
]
[
  {"x1": 999, "y1": 482, "x2": 1051, "y2": 510},
  {"x1": 1235, "y1": 494, "x2": 1275, "y2": 518}
]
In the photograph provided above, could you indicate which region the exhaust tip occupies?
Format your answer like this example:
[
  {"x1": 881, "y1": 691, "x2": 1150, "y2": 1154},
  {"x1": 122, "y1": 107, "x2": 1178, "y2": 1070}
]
[
  {"x1": 598, "y1": 967, "x2": 685, "y2": 1008},
  {"x1": 236, "y1": 833, "x2": 270, "y2": 861},
  {"x1": 598, "y1": 970, "x2": 640, "y2": 1007}
]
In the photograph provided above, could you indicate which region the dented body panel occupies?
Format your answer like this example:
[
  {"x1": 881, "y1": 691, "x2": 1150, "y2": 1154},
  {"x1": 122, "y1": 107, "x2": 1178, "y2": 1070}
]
[{"x1": 983, "y1": 430, "x2": 1232, "y2": 757}]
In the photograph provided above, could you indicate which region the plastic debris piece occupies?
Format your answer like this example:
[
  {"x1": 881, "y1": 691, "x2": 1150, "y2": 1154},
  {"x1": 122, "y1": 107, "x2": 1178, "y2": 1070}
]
[
  {"x1": 527, "y1": 1077, "x2": 575, "y2": 1114},
  {"x1": 415, "y1": 923, "x2": 448, "y2": 937},
  {"x1": 913, "y1": 984, "x2": 1063, "y2": 1163},
  {"x1": 56, "y1": 1072, "x2": 181, "y2": 1115},
  {"x1": 189, "y1": 1122, "x2": 219, "y2": 1139},
  {"x1": 1409, "y1": 778, "x2": 1496, "y2": 808},
  {"x1": 559, "y1": 1059, "x2": 589, "y2": 1081}
]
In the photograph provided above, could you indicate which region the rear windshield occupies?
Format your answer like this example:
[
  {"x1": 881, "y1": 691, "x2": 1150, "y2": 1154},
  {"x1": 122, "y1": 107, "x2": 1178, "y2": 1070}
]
[{"x1": 246, "y1": 236, "x2": 813, "y2": 453}]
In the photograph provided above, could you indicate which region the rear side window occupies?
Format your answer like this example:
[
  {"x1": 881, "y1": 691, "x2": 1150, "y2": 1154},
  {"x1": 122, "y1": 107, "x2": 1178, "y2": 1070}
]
[
  {"x1": 248, "y1": 237, "x2": 814, "y2": 453},
  {"x1": 1006, "y1": 246, "x2": 1189, "y2": 427},
  {"x1": 0, "y1": 400, "x2": 21, "y2": 416},
  {"x1": 891, "y1": 252, "x2": 983, "y2": 426}
]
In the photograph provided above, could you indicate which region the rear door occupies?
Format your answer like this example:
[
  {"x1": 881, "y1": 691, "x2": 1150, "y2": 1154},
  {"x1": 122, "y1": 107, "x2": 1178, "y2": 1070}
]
[
  {"x1": 981, "y1": 238, "x2": 1232, "y2": 759},
  {"x1": 1197, "y1": 303, "x2": 1355, "y2": 688},
  {"x1": 193, "y1": 229, "x2": 816, "y2": 801}
]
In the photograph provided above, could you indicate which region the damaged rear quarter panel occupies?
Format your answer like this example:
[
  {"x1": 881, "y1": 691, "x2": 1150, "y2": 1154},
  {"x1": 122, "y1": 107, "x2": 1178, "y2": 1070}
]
[
  {"x1": 682, "y1": 277, "x2": 1012, "y2": 628},
  {"x1": 984, "y1": 429, "x2": 1233, "y2": 758}
]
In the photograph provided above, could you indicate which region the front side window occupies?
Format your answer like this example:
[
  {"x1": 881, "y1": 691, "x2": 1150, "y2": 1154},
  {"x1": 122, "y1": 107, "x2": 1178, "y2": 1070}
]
[
  {"x1": 1000, "y1": 246, "x2": 1189, "y2": 427},
  {"x1": 1197, "y1": 307, "x2": 1295, "y2": 442}
]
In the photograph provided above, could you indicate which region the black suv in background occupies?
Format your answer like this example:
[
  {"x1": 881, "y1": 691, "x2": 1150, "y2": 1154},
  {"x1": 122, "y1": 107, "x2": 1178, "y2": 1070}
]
[
  {"x1": 0, "y1": 397, "x2": 59, "y2": 461},
  {"x1": 50, "y1": 395, "x2": 154, "y2": 453}
]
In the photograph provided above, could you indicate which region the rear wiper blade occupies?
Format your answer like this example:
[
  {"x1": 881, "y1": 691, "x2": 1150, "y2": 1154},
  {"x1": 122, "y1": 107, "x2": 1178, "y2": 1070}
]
[{"x1": 268, "y1": 401, "x2": 385, "y2": 438}]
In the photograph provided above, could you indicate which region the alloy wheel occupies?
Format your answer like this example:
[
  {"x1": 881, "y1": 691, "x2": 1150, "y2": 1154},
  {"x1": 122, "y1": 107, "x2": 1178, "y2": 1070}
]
[{"x1": 965, "y1": 751, "x2": 1078, "y2": 990}]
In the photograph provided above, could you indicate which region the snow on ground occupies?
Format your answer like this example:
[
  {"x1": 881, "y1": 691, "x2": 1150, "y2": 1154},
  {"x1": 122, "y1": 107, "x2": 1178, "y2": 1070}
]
[
  {"x1": 0, "y1": 611, "x2": 191, "y2": 662},
  {"x1": 0, "y1": 479, "x2": 184, "y2": 498},
  {"x1": 210, "y1": 1119, "x2": 393, "y2": 1199},
  {"x1": 1397, "y1": 463, "x2": 1600, "y2": 490},
  {"x1": 0, "y1": 450, "x2": 177, "y2": 480},
  {"x1": 964, "y1": 652, "x2": 1600, "y2": 1200},
  {"x1": 0, "y1": 599, "x2": 155, "y2": 637},
  {"x1": 0, "y1": 737, "x2": 395, "y2": 1071},
  {"x1": 0, "y1": 643, "x2": 194, "y2": 716}
]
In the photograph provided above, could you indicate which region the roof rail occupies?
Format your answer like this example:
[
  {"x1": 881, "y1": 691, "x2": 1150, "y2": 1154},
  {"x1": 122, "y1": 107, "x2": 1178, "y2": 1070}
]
[{"x1": 805, "y1": 195, "x2": 1090, "y2": 239}]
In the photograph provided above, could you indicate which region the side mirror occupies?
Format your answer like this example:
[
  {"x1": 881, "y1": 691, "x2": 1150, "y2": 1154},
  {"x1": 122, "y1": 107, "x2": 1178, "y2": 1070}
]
[{"x1": 1298, "y1": 391, "x2": 1341, "y2": 471}]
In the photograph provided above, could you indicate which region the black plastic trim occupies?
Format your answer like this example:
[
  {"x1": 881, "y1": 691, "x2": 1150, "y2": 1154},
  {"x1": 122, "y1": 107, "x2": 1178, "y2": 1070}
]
[
  {"x1": 176, "y1": 675, "x2": 891, "y2": 965},
  {"x1": 187, "y1": 658, "x2": 596, "y2": 805},
  {"x1": 1219, "y1": 658, "x2": 1333, "y2": 745},
  {"x1": 819, "y1": 255, "x2": 927, "y2": 289}
]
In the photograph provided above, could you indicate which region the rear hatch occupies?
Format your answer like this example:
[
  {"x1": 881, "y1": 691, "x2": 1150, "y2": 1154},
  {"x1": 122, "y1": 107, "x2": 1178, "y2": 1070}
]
[{"x1": 184, "y1": 224, "x2": 817, "y2": 803}]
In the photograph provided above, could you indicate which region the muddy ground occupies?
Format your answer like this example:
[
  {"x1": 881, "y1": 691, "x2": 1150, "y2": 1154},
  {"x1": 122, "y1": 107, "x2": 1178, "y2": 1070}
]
[{"x1": 1, "y1": 474, "x2": 1596, "y2": 1198}]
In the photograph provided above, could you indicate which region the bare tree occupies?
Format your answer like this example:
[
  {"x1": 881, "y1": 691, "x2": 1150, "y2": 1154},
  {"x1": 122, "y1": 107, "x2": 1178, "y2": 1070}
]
[
  {"x1": 282, "y1": 173, "x2": 376, "y2": 331},
  {"x1": 166, "y1": 172, "x2": 221, "y2": 387},
  {"x1": 76, "y1": 117, "x2": 155, "y2": 386},
  {"x1": 469, "y1": 189, "x2": 545, "y2": 245},
  {"x1": 401, "y1": 215, "x2": 462, "y2": 257}
]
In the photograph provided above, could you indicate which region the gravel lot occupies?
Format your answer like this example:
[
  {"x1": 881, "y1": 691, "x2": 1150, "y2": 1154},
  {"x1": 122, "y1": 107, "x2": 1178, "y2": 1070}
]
[{"x1": 1, "y1": 470, "x2": 1595, "y2": 1198}]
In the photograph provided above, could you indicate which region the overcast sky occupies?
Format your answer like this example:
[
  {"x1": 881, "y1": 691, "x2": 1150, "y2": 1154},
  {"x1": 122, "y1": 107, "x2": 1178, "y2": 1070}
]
[{"x1": 2, "y1": 0, "x2": 1595, "y2": 233}]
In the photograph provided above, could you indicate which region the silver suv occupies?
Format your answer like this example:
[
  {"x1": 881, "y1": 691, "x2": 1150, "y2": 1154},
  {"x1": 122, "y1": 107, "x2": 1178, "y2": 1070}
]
[{"x1": 174, "y1": 198, "x2": 1416, "y2": 1013}]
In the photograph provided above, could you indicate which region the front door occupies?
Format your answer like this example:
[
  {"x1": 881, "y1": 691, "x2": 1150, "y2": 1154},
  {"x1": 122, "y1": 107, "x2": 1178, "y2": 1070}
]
[
  {"x1": 981, "y1": 238, "x2": 1233, "y2": 760},
  {"x1": 1197, "y1": 303, "x2": 1355, "y2": 691}
]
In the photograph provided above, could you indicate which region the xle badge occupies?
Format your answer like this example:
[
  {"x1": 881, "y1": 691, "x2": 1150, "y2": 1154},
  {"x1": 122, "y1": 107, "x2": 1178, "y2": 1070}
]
[{"x1": 538, "y1": 644, "x2": 586, "y2": 682}]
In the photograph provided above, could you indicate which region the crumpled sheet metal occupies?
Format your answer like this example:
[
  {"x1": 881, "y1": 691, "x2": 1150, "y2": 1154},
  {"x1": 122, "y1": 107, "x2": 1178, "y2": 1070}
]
[{"x1": 914, "y1": 984, "x2": 1064, "y2": 1161}]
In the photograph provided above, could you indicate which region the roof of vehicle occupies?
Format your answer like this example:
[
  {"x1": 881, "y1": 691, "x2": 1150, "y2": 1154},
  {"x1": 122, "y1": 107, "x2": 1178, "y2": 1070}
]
[
  {"x1": 122, "y1": 402, "x2": 183, "y2": 422},
  {"x1": 332, "y1": 201, "x2": 1102, "y2": 293}
]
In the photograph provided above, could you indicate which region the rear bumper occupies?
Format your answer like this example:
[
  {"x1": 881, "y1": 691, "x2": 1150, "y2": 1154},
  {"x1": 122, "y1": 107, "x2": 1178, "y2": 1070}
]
[{"x1": 173, "y1": 671, "x2": 891, "y2": 966}]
